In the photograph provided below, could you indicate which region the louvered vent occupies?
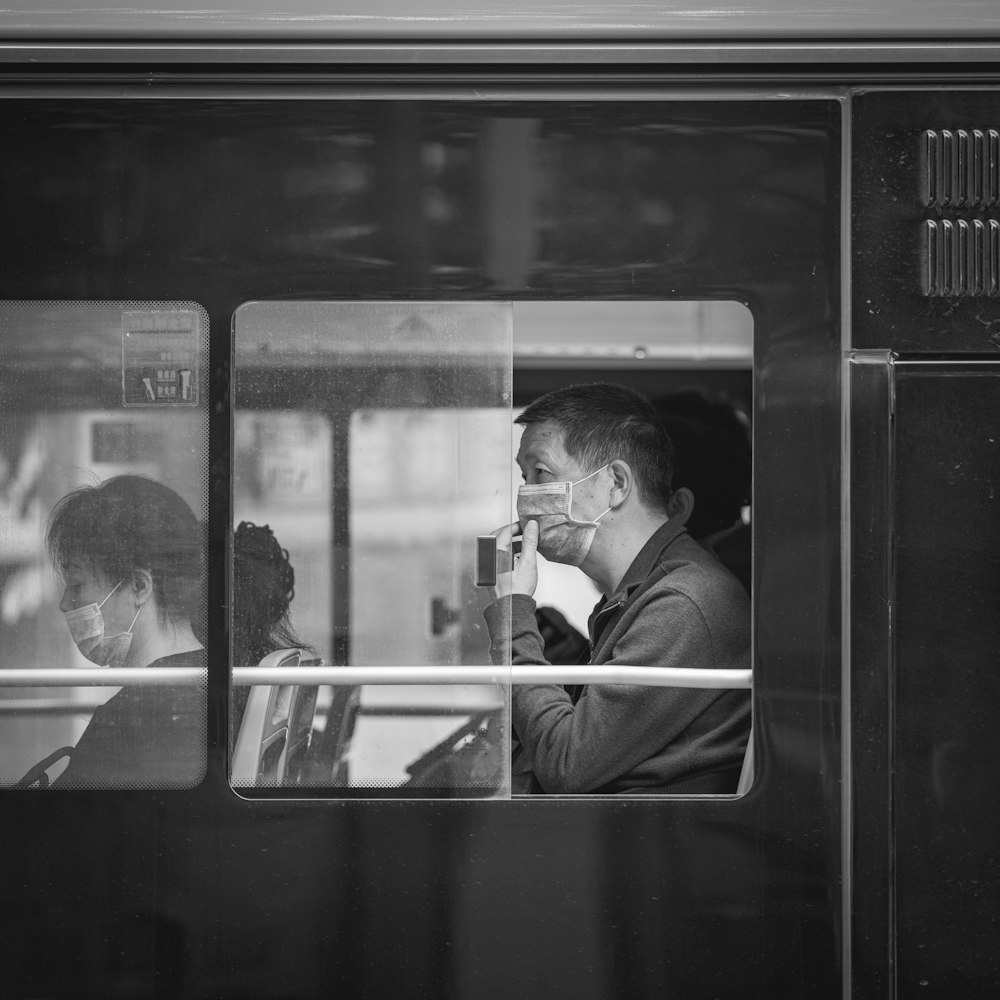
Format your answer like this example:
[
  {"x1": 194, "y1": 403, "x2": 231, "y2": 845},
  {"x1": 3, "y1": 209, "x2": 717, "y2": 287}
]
[
  {"x1": 921, "y1": 129, "x2": 1000, "y2": 209},
  {"x1": 920, "y1": 129, "x2": 1000, "y2": 296},
  {"x1": 922, "y1": 218, "x2": 1000, "y2": 296}
]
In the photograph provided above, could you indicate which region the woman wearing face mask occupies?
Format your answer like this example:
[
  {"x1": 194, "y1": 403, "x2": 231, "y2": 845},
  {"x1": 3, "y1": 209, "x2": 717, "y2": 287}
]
[{"x1": 44, "y1": 475, "x2": 207, "y2": 788}]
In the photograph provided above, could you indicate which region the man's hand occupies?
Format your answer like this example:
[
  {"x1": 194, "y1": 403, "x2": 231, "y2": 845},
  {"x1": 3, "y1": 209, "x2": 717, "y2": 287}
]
[{"x1": 491, "y1": 519, "x2": 539, "y2": 600}]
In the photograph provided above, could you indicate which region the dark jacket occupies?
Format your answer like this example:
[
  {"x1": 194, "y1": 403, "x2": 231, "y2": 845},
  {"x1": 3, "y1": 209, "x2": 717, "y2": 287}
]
[
  {"x1": 484, "y1": 520, "x2": 751, "y2": 794},
  {"x1": 53, "y1": 649, "x2": 207, "y2": 789}
]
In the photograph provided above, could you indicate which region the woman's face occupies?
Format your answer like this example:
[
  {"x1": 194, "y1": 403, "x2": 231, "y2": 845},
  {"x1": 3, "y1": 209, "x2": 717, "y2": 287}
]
[{"x1": 59, "y1": 559, "x2": 130, "y2": 628}]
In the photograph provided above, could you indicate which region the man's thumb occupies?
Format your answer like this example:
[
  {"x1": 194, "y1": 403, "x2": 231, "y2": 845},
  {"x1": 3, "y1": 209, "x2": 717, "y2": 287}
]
[{"x1": 521, "y1": 519, "x2": 539, "y2": 549}]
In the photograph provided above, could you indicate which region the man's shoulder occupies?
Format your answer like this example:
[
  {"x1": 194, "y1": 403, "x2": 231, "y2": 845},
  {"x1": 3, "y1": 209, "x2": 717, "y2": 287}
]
[{"x1": 643, "y1": 533, "x2": 750, "y2": 618}]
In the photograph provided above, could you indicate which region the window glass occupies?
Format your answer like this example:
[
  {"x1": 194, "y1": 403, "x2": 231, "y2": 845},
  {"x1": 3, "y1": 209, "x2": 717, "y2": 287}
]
[
  {"x1": 509, "y1": 300, "x2": 754, "y2": 796},
  {"x1": 231, "y1": 301, "x2": 511, "y2": 797},
  {"x1": 0, "y1": 302, "x2": 209, "y2": 790}
]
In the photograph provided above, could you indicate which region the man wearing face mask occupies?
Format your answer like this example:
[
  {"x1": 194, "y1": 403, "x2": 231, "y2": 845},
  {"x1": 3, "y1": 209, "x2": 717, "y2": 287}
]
[{"x1": 482, "y1": 383, "x2": 751, "y2": 794}]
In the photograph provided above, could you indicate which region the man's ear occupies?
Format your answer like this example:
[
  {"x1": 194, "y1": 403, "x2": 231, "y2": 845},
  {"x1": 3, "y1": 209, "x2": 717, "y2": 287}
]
[
  {"x1": 607, "y1": 460, "x2": 633, "y2": 507},
  {"x1": 667, "y1": 487, "x2": 695, "y2": 526},
  {"x1": 129, "y1": 568, "x2": 154, "y2": 606}
]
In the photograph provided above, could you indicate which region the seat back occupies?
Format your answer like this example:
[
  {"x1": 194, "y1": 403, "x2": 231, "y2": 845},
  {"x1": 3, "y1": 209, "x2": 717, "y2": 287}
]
[
  {"x1": 231, "y1": 649, "x2": 320, "y2": 787},
  {"x1": 15, "y1": 746, "x2": 74, "y2": 789},
  {"x1": 736, "y1": 723, "x2": 755, "y2": 796}
]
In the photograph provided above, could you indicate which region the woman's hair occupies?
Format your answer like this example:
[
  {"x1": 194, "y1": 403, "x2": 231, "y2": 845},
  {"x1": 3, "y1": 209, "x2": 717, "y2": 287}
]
[
  {"x1": 46, "y1": 474, "x2": 205, "y2": 631},
  {"x1": 231, "y1": 521, "x2": 312, "y2": 734},
  {"x1": 231, "y1": 521, "x2": 307, "y2": 666}
]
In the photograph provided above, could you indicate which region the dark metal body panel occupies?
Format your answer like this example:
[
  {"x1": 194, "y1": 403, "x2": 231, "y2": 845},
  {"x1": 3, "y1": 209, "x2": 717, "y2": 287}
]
[
  {"x1": 892, "y1": 363, "x2": 1000, "y2": 998},
  {"x1": 849, "y1": 352, "x2": 894, "y2": 1000},
  {"x1": 854, "y1": 90, "x2": 1000, "y2": 355},
  {"x1": 851, "y1": 88, "x2": 1000, "y2": 998},
  {"x1": 852, "y1": 356, "x2": 1000, "y2": 999},
  {"x1": 0, "y1": 93, "x2": 843, "y2": 998}
]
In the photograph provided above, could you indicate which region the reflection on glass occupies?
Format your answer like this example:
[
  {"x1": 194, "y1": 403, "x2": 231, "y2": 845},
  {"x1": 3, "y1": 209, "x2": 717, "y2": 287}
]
[
  {"x1": 232, "y1": 301, "x2": 511, "y2": 797},
  {"x1": 0, "y1": 302, "x2": 209, "y2": 789}
]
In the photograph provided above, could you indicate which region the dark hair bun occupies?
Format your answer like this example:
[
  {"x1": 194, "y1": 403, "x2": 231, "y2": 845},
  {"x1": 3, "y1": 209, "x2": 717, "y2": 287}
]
[{"x1": 234, "y1": 521, "x2": 295, "y2": 604}]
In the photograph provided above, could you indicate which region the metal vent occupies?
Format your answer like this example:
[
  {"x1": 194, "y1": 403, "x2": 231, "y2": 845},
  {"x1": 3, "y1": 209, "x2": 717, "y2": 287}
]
[
  {"x1": 921, "y1": 129, "x2": 1000, "y2": 209},
  {"x1": 922, "y1": 218, "x2": 1000, "y2": 296}
]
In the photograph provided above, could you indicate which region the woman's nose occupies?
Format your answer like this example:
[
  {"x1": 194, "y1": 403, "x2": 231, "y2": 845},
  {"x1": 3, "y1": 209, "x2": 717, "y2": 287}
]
[{"x1": 58, "y1": 588, "x2": 72, "y2": 613}]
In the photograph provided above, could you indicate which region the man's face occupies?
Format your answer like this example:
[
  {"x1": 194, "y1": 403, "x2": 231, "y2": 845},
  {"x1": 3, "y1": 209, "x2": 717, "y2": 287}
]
[
  {"x1": 516, "y1": 420, "x2": 610, "y2": 514},
  {"x1": 515, "y1": 420, "x2": 581, "y2": 487},
  {"x1": 515, "y1": 420, "x2": 615, "y2": 566}
]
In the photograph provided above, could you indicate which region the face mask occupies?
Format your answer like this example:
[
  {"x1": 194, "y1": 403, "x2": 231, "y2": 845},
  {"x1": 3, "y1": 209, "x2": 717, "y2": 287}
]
[
  {"x1": 517, "y1": 465, "x2": 612, "y2": 566},
  {"x1": 63, "y1": 580, "x2": 142, "y2": 668}
]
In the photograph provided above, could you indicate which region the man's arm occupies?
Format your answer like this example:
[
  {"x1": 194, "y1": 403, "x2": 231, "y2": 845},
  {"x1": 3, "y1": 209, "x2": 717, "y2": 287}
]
[
  {"x1": 484, "y1": 580, "x2": 736, "y2": 793},
  {"x1": 482, "y1": 518, "x2": 544, "y2": 668},
  {"x1": 481, "y1": 519, "x2": 559, "y2": 766},
  {"x1": 483, "y1": 592, "x2": 548, "y2": 668},
  {"x1": 481, "y1": 521, "x2": 747, "y2": 793},
  {"x1": 509, "y1": 587, "x2": 729, "y2": 793}
]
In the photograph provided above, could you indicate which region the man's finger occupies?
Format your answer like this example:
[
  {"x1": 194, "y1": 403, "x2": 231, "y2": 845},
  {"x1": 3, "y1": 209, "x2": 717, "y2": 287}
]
[
  {"x1": 490, "y1": 521, "x2": 520, "y2": 549},
  {"x1": 509, "y1": 519, "x2": 539, "y2": 597},
  {"x1": 519, "y1": 518, "x2": 539, "y2": 554}
]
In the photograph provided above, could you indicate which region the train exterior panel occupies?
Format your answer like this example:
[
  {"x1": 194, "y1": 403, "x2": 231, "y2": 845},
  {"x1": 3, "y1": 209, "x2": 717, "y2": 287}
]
[{"x1": 0, "y1": 8, "x2": 998, "y2": 1000}]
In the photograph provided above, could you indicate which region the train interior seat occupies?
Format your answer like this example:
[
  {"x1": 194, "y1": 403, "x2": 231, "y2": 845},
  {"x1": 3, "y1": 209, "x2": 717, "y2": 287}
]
[
  {"x1": 231, "y1": 648, "x2": 321, "y2": 786},
  {"x1": 14, "y1": 746, "x2": 75, "y2": 789},
  {"x1": 736, "y1": 724, "x2": 755, "y2": 796}
]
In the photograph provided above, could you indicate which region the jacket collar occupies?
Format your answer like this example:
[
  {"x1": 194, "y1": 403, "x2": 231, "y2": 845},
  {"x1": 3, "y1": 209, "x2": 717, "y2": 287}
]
[
  {"x1": 607, "y1": 518, "x2": 688, "y2": 605},
  {"x1": 589, "y1": 518, "x2": 688, "y2": 644}
]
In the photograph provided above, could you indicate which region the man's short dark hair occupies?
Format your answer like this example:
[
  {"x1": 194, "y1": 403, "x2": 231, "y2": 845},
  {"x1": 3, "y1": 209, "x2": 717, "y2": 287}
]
[
  {"x1": 654, "y1": 391, "x2": 751, "y2": 538},
  {"x1": 516, "y1": 382, "x2": 674, "y2": 511}
]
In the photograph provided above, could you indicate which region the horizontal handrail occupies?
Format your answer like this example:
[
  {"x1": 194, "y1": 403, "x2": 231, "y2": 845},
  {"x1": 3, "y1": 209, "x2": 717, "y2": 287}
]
[
  {"x1": 233, "y1": 666, "x2": 509, "y2": 686},
  {"x1": 0, "y1": 667, "x2": 206, "y2": 688},
  {"x1": 0, "y1": 665, "x2": 751, "y2": 689},
  {"x1": 234, "y1": 666, "x2": 752, "y2": 688}
]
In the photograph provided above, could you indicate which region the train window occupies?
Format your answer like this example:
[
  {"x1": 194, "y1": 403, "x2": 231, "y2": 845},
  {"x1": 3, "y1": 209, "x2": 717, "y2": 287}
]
[
  {"x1": 0, "y1": 301, "x2": 209, "y2": 790},
  {"x1": 230, "y1": 300, "x2": 512, "y2": 798},
  {"x1": 230, "y1": 298, "x2": 752, "y2": 798},
  {"x1": 508, "y1": 300, "x2": 754, "y2": 796},
  {"x1": 513, "y1": 300, "x2": 753, "y2": 640}
]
